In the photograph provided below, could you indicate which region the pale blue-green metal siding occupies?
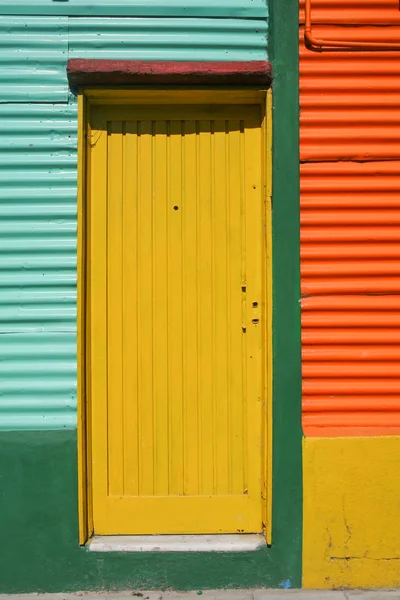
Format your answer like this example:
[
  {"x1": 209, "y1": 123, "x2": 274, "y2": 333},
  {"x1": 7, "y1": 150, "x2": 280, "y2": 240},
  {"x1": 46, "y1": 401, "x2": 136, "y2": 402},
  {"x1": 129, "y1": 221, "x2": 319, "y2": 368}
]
[
  {"x1": 0, "y1": 17, "x2": 68, "y2": 102},
  {"x1": 0, "y1": 10, "x2": 268, "y2": 431},
  {"x1": 68, "y1": 18, "x2": 267, "y2": 61},
  {"x1": 0, "y1": 103, "x2": 77, "y2": 429},
  {"x1": 0, "y1": 0, "x2": 267, "y2": 18}
]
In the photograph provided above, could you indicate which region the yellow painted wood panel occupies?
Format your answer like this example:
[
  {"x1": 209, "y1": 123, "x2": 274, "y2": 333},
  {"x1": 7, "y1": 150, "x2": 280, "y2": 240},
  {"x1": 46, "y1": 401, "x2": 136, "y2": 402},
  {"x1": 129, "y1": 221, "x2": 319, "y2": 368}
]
[{"x1": 89, "y1": 103, "x2": 265, "y2": 535}]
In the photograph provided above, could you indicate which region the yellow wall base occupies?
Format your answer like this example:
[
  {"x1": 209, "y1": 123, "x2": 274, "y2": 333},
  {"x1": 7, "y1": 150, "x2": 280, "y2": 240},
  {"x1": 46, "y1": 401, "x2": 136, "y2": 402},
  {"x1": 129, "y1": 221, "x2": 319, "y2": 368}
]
[{"x1": 303, "y1": 437, "x2": 400, "y2": 589}]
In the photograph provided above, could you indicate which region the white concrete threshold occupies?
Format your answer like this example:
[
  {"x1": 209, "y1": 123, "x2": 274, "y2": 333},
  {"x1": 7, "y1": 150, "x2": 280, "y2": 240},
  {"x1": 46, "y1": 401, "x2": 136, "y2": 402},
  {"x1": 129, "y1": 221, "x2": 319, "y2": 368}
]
[
  {"x1": 2, "y1": 591, "x2": 400, "y2": 600},
  {"x1": 1, "y1": 591, "x2": 399, "y2": 599},
  {"x1": 88, "y1": 533, "x2": 266, "y2": 553}
]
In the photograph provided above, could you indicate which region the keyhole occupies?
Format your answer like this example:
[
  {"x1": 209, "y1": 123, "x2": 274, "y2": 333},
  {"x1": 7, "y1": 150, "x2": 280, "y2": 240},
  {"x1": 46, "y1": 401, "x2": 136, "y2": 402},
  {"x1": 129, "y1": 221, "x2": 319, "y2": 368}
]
[{"x1": 173, "y1": 205, "x2": 179, "y2": 211}]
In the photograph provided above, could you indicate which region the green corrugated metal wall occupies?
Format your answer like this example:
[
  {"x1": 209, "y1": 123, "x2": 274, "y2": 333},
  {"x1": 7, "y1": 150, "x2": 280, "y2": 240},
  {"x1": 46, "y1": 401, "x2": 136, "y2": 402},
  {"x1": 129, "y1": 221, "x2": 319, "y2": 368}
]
[{"x1": 0, "y1": 3, "x2": 268, "y2": 430}]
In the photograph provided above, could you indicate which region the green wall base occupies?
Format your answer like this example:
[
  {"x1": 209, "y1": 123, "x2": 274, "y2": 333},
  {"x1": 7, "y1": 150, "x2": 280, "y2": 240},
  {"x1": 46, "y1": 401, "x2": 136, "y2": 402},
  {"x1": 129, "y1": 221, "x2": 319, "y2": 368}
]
[{"x1": 0, "y1": 431, "x2": 296, "y2": 593}]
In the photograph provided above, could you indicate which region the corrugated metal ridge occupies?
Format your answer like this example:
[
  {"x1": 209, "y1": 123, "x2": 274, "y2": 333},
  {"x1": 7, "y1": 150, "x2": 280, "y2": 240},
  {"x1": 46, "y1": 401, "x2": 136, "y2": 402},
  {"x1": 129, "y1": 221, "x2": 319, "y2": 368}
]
[
  {"x1": 0, "y1": 102, "x2": 77, "y2": 431},
  {"x1": 0, "y1": 16, "x2": 68, "y2": 103},
  {"x1": 301, "y1": 161, "x2": 400, "y2": 434},
  {"x1": 299, "y1": 0, "x2": 400, "y2": 25},
  {"x1": 0, "y1": 12, "x2": 268, "y2": 430},
  {"x1": 0, "y1": 332, "x2": 77, "y2": 430},
  {"x1": 0, "y1": 16, "x2": 268, "y2": 105},
  {"x1": 299, "y1": 0, "x2": 400, "y2": 438},
  {"x1": 300, "y1": 26, "x2": 400, "y2": 161},
  {"x1": 301, "y1": 161, "x2": 400, "y2": 296},
  {"x1": 67, "y1": 17, "x2": 268, "y2": 62},
  {"x1": 0, "y1": 0, "x2": 268, "y2": 18}
]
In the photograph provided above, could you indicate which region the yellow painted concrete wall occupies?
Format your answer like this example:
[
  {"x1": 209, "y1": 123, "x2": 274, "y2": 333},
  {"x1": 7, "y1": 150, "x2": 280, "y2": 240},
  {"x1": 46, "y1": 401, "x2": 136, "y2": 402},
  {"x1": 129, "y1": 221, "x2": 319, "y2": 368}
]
[{"x1": 303, "y1": 437, "x2": 400, "y2": 589}]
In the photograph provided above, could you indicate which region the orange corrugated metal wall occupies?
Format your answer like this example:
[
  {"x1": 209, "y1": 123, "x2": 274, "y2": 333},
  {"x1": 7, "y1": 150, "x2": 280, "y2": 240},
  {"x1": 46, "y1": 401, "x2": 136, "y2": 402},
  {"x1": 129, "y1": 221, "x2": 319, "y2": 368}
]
[{"x1": 300, "y1": 0, "x2": 400, "y2": 436}]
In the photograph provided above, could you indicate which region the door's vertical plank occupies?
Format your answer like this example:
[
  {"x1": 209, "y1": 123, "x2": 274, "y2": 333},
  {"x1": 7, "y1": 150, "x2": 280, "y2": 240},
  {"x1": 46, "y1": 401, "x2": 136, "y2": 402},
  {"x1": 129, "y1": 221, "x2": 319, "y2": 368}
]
[
  {"x1": 123, "y1": 121, "x2": 139, "y2": 497},
  {"x1": 168, "y1": 120, "x2": 184, "y2": 495},
  {"x1": 137, "y1": 120, "x2": 154, "y2": 496},
  {"x1": 239, "y1": 121, "x2": 249, "y2": 497},
  {"x1": 244, "y1": 118, "x2": 263, "y2": 513},
  {"x1": 153, "y1": 120, "x2": 169, "y2": 496},
  {"x1": 90, "y1": 109, "x2": 109, "y2": 523},
  {"x1": 225, "y1": 120, "x2": 233, "y2": 496},
  {"x1": 227, "y1": 119, "x2": 245, "y2": 495},
  {"x1": 107, "y1": 121, "x2": 124, "y2": 496},
  {"x1": 198, "y1": 119, "x2": 214, "y2": 495},
  {"x1": 182, "y1": 120, "x2": 199, "y2": 496},
  {"x1": 213, "y1": 120, "x2": 229, "y2": 495},
  {"x1": 210, "y1": 119, "x2": 217, "y2": 497}
]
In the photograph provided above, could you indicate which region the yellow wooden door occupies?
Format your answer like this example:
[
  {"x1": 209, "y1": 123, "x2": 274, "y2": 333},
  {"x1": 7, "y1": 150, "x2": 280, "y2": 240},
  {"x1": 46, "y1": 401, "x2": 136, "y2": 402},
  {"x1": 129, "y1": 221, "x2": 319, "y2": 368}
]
[{"x1": 88, "y1": 101, "x2": 265, "y2": 535}]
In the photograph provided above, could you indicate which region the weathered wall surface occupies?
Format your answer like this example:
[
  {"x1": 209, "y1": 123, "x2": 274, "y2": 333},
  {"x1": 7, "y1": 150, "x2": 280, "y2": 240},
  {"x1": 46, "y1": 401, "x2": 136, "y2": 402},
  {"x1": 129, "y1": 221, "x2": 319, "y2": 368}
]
[{"x1": 303, "y1": 437, "x2": 400, "y2": 589}]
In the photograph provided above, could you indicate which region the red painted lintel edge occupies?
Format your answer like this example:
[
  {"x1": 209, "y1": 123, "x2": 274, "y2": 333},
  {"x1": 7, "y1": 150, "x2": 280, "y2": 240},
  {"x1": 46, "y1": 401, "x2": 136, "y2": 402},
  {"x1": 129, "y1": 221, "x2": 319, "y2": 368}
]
[{"x1": 67, "y1": 59, "x2": 273, "y2": 88}]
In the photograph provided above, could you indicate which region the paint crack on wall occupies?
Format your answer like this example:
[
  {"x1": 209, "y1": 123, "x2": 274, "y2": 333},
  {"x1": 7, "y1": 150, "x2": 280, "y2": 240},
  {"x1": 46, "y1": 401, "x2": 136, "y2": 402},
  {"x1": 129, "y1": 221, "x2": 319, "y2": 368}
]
[
  {"x1": 331, "y1": 556, "x2": 400, "y2": 562},
  {"x1": 325, "y1": 528, "x2": 333, "y2": 563},
  {"x1": 342, "y1": 499, "x2": 352, "y2": 549}
]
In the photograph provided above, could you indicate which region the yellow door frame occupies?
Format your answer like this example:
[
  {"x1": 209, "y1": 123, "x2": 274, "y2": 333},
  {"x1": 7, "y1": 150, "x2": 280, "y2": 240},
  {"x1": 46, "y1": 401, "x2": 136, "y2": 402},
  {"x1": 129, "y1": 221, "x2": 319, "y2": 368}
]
[{"x1": 77, "y1": 88, "x2": 272, "y2": 545}]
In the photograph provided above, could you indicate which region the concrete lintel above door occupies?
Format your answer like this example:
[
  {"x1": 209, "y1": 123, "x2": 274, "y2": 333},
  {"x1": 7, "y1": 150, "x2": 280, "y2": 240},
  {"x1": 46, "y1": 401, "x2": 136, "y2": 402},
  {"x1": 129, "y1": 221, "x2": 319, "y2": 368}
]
[{"x1": 67, "y1": 59, "x2": 273, "y2": 88}]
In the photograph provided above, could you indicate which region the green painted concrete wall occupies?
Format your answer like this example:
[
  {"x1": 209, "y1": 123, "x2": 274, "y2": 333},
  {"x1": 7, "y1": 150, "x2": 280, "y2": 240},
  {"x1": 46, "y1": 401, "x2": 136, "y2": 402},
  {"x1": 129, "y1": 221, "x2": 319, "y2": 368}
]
[{"x1": 0, "y1": 431, "x2": 298, "y2": 592}]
